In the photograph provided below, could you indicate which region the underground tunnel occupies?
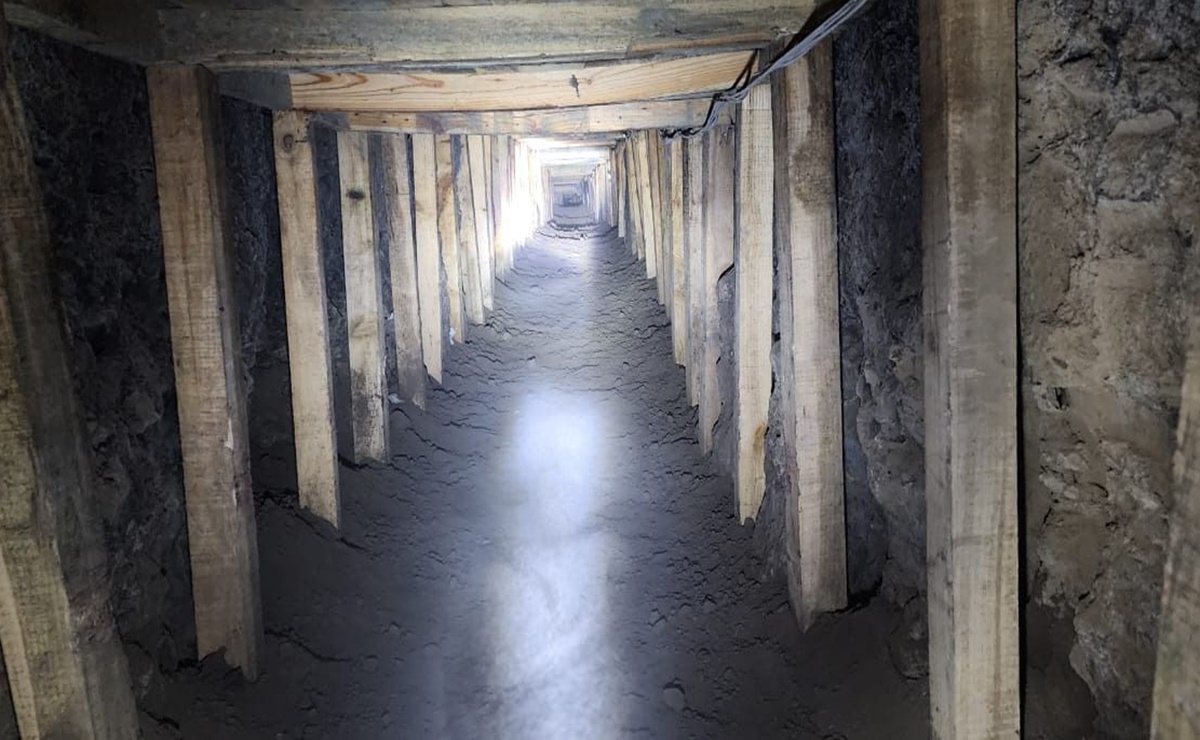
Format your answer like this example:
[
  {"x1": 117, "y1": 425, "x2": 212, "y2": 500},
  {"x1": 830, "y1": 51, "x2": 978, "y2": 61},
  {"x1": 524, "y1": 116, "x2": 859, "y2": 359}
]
[{"x1": 1, "y1": 0, "x2": 1199, "y2": 738}]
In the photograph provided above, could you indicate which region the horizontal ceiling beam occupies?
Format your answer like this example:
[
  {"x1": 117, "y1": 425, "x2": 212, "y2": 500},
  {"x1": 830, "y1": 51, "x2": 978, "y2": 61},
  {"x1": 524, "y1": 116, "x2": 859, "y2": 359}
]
[
  {"x1": 156, "y1": 1, "x2": 816, "y2": 70},
  {"x1": 291, "y1": 52, "x2": 753, "y2": 113},
  {"x1": 338, "y1": 99, "x2": 710, "y2": 136}
]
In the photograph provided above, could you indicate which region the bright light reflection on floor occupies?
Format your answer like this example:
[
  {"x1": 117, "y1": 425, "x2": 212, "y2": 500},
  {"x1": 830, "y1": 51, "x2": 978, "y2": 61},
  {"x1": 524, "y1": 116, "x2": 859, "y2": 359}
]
[{"x1": 487, "y1": 391, "x2": 621, "y2": 739}]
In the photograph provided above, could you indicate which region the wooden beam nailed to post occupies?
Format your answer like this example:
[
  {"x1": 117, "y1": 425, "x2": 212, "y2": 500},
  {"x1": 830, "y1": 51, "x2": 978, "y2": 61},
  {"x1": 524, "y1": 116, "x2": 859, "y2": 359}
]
[
  {"x1": 734, "y1": 82, "x2": 773, "y2": 524},
  {"x1": 921, "y1": 0, "x2": 1019, "y2": 734},
  {"x1": 771, "y1": 41, "x2": 847, "y2": 627},
  {"x1": 411, "y1": 134, "x2": 443, "y2": 382},
  {"x1": 700, "y1": 124, "x2": 736, "y2": 453},
  {"x1": 453, "y1": 136, "x2": 485, "y2": 326},
  {"x1": 669, "y1": 136, "x2": 687, "y2": 367},
  {"x1": 467, "y1": 135, "x2": 494, "y2": 312},
  {"x1": 272, "y1": 110, "x2": 341, "y2": 525},
  {"x1": 434, "y1": 134, "x2": 465, "y2": 341},
  {"x1": 337, "y1": 131, "x2": 389, "y2": 464},
  {"x1": 146, "y1": 64, "x2": 263, "y2": 676},
  {"x1": 379, "y1": 134, "x2": 426, "y2": 409},
  {"x1": 0, "y1": 31, "x2": 139, "y2": 737},
  {"x1": 684, "y1": 135, "x2": 704, "y2": 407}
]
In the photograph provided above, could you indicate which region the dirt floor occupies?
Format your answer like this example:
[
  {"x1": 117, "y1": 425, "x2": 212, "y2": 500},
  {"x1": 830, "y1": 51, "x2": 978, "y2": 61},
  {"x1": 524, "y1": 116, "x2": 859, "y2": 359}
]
[{"x1": 143, "y1": 224, "x2": 929, "y2": 739}]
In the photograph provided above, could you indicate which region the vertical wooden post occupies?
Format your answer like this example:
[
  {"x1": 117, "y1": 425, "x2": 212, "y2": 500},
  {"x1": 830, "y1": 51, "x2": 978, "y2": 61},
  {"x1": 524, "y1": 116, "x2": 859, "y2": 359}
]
[
  {"x1": 337, "y1": 131, "x2": 388, "y2": 464},
  {"x1": 625, "y1": 141, "x2": 642, "y2": 258},
  {"x1": 684, "y1": 135, "x2": 705, "y2": 407},
  {"x1": 146, "y1": 64, "x2": 263, "y2": 676},
  {"x1": 921, "y1": 0, "x2": 1019, "y2": 734},
  {"x1": 734, "y1": 83, "x2": 774, "y2": 524},
  {"x1": 467, "y1": 135, "x2": 494, "y2": 312},
  {"x1": 616, "y1": 143, "x2": 627, "y2": 240},
  {"x1": 379, "y1": 134, "x2": 425, "y2": 409},
  {"x1": 635, "y1": 133, "x2": 658, "y2": 280},
  {"x1": 411, "y1": 134, "x2": 443, "y2": 382},
  {"x1": 700, "y1": 125, "x2": 736, "y2": 454},
  {"x1": 435, "y1": 134, "x2": 465, "y2": 341},
  {"x1": 669, "y1": 136, "x2": 687, "y2": 366},
  {"x1": 491, "y1": 135, "x2": 510, "y2": 279},
  {"x1": 0, "y1": 32, "x2": 139, "y2": 737},
  {"x1": 453, "y1": 136, "x2": 485, "y2": 326},
  {"x1": 273, "y1": 111, "x2": 341, "y2": 525},
  {"x1": 772, "y1": 42, "x2": 847, "y2": 627},
  {"x1": 647, "y1": 133, "x2": 666, "y2": 303},
  {"x1": 480, "y1": 135, "x2": 496, "y2": 303}
]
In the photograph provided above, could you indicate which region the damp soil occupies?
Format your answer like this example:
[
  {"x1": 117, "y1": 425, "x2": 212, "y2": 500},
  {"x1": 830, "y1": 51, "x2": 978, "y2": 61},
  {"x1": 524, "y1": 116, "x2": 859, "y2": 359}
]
[{"x1": 143, "y1": 225, "x2": 928, "y2": 739}]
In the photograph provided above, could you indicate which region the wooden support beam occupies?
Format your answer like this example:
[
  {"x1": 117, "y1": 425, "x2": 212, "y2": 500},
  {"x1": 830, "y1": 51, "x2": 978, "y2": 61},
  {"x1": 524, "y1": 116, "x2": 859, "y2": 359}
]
[
  {"x1": 626, "y1": 139, "x2": 645, "y2": 260},
  {"x1": 669, "y1": 136, "x2": 687, "y2": 367},
  {"x1": 491, "y1": 135, "x2": 511, "y2": 279},
  {"x1": 435, "y1": 134, "x2": 465, "y2": 341},
  {"x1": 157, "y1": 2, "x2": 816, "y2": 70},
  {"x1": 379, "y1": 134, "x2": 426, "y2": 409},
  {"x1": 272, "y1": 111, "x2": 341, "y2": 525},
  {"x1": 0, "y1": 29, "x2": 139, "y2": 737},
  {"x1": 734, "y1": 83, "x2": 773, "y2": 524},
  {"x1": 481, "y1": 135, "x2": 496, "y2": 300},
  {"x1": 652, "y1": 133, "x2": 669, "y2": 306},
  {"x1": 453, "y1": 136, "x2": 485, "y2": 326},
  {"x1": 921, "y1": 0, "x2": 1019, "y2": 734},
  {"x1": 467, "y1": 135, "x2": 495, "y2": 312},
  {"x1": 1154, "y1": 317, "x2": 1200, "y2": 737},
  {"x1": 411, "y1": 134, "x2": 443, "y2": 382},
  {"x1": 771, "y1": 42, "x2": 846, "y2": 627},
  {"x1": 146, "y1": 64, "x2": 263, "y2": 676},
  {"x1": 684, "y1": 135, "x2": 704, "y2": 407},
  {"x1": 291, "y1": 52, "x2": 753, "y2": 113},
  {"x1": 699, "y1": 124, "x2": 735, "y2": 454},
  {"x1": 616, "y1": 145, "x2": 627, "y2": 240},
  {"x1": 337, "y1": 131, "x2": 389, "y2": 464},
  {"x1": 634, "y1": 132, "x2": 658, "y2": 278}
]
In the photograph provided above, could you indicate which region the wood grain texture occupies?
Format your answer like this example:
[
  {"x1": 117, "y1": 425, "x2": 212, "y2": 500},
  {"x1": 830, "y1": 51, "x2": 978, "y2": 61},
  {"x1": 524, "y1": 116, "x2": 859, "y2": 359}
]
[
  {"x1": 734, "y1": 83, "x2": 773, "y2": 524},
  {"x1": 684, "y1": 135, "x2": 704, "y2": 407},
  {"x1": 379, "y1": 134, "x2": 426, "y2": 409},
  {"x1": 491, "y1": 135, "x2": 512, "y2": 278},
  {"x1": 273, "y1": 111, "x2": 341, "y2": 525},
  {"x1": 435, "y1": 134, "x2": 465, "y2": 340},
  {"x1": 411, "y1": 133, "x2": 443, "y2": 382},
  {"x1": 668, "y1": 136, "x2": 687, "y2": 367},
  {"x1": 453, "y1": 136, "x2": 485, "y2": 326},
  {"x1": 467, "y1": 135, "x2": 494, "y2": 311},
  {"x1": 634, "y1": 132, "x2": 657, "y2": 279},
  {"x1": 699, "y1": 124, "x2": 735, "y2": 454},
  {"x1": 921, "y1": 0, "x2": 1019, "y2": 734},
  {"x1": 146, "y1": 64, "x2": 263, "y2": 677}
]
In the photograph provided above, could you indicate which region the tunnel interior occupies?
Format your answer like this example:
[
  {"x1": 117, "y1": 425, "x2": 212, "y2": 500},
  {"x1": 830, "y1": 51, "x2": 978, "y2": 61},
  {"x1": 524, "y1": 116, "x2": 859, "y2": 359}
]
[{"x1": 2, "y1": 0, "x2": 1199, "y2": 739}]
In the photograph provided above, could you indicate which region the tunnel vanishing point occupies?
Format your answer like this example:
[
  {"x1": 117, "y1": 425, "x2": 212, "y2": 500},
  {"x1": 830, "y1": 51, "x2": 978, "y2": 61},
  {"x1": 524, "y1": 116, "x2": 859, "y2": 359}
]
[{"x1": 1, "y1": 0, "x2": 1199, "y2": 738}]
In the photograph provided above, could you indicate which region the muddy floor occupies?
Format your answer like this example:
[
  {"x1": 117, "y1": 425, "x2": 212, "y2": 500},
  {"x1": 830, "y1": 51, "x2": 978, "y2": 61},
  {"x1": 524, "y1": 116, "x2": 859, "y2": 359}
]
[{"x1": 144, "y1": 225, "x2": 929, "y2": 739}]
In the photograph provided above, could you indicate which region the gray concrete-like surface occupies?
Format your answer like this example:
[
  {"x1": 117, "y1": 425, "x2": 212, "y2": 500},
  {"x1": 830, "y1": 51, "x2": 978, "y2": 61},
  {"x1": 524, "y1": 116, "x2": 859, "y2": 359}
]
[{"x1": 146, "y1": 225, "x2": 928, "y2": 739}]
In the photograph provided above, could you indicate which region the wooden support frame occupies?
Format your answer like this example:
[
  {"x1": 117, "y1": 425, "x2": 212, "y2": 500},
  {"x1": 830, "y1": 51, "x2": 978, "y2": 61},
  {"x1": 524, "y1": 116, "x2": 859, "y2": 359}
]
[
  {"x1": 634, "y1": 132, "x2": 657, "y2": 278},
  {"x1": 379, "y1": 133, "x2": 426, "y2": 409},
  {"x1": 0, "y1": 30, "x2": 139, "y2": 736},
  {"x1": 434, "y1": 134, "x2": 465, "y2": 341},
  {"x1": 668, "y1": 136, "x2": 687, "y2": 366},
  {"x1": 273, "y1": 110, "x2": 341, "y2": 525},
  {"x1": 771, "y1": 42, "x2": 847, "y2": 627},
  {"x1": 684, "y1": 135, "x2": 704, "y2": 407},
  {"x1": 411, "y1": 133, "x2": 443, "y2": 382},
  {"x1": 699, "y1": 124, "x2": 736, "y2": 454},
  {"x1": 626, "y1": 139, "x2": 645, "y2": 260},
  {"x1": 146, "y1": 64, "x2": 263, "y2": 676},
  {"x1": 491, "y1": 135, "x2": 512, "y2": 279},
  {"x1": 453, "y1": 136, "x2": 485, "y2": 326},
  {"x1": 921, "y1": 0, "x2": 1019, "y2": 734},
  {"x1": 734, "y1": 83, "x2": 773, "y2": 524},
  {"x1": 467, "y1": 135, "x2": 494, "y2": 312}
]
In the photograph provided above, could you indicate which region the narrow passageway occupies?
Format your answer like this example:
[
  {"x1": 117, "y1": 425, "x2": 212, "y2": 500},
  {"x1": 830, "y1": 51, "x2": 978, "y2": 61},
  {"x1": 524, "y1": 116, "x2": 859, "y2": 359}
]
[{"x1": 147, "y1": 225, "x2": 925, "y2": 740}]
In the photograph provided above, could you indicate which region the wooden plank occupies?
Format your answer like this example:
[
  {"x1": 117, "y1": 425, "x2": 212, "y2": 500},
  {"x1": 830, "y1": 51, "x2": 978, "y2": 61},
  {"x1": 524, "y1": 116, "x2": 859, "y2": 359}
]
[
  {"x1": 1155, "y1": 318, "x2": 1200, "y2": 737},
  {"x1": 699, "y1": 124, "x2": 735, "y2": 453},
  {"x1": 411, "y1": 133, "x2": 443, "y2": 382},
  {"x1": 337, "y1": 131, "x2": 389, "y2": 464},
  {"x1": 491, "y1": 135, "x2": 511, "y2": 278},
  {"x1": 453, "y1": 136, "x2": 485, "y2": 326},
  {"x1": 921, "y1": 0, "x2": 1019, "y2": 734},
  {"x1": 0, "y1": 31, "x2": 139, "y2": 738},
  {"x1": 481, "y1": 135, "x2": 496, "y2": 302},
  {"x1": 272, "y1": 111, "x2": 341, "y2": 525},
  {"x1": 668, "y1": 136, "x2": 687, "y2": 366},
  {"x1": 634, "y1": 132, "x2": 657, "y2": 277},
  {"x1": 146, "y1": 64, "x2": 263, "y2": 676},
  {"x1": 616, "y1": 145, "x2": 627, "y2": 240},
  {"x1": 379, "y1": 134, "x2": 426, "y2": 409},
  {"x1": 652, "y1": 133, "x2": 669, "y2": 305},
  {"x1": 346, "y1": 99, "x2": 711, "y2": 136},
  {"x1": 291, "y1": 52, "x2": 753, "y2": 113},
  {"x1": 771, "y1": 43, "x2": 847, "y2": 628},
  {"x1": 435, "y1": 134, "x2": 465, "y2": 341},
  {"x1": 467, "y1": 135, "x2": 495, "y2": 311},
  {"x1": 158, "y1": 2, "x2": 816, "y2": 69},
  {"x1": 734, "y1": 83, "x2": 773, "y2": 524},
  {"x1": 626, "y1": 139, "x2": 645, "y2": 260},
  {"x1": 684, "y1": 134, "x2": 704, "y2": 407}
]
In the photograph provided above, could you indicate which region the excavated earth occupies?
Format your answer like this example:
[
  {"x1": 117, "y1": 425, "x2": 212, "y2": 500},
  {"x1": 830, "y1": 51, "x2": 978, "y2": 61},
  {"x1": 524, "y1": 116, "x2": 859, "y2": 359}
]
[{"x1": 142, "y1": 225, "x2": 927, "y2": 739}]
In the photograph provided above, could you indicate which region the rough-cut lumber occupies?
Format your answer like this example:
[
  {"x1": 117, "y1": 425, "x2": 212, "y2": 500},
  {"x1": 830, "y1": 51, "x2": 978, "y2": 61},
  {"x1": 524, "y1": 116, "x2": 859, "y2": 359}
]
[
  {"x1": 921, "y1": 0, "x2": 1020, "y2": 734},
  {"x1": 291, "y1": 52, "x2": 753, "y2": 113},
  {"x1": 158, "y1": 2, "x2": 815, "y2": 69},
  {"x1": 411, "y1": 133, "x2": 443, "y2": 382},
  {"x1": 338, "y1": 131, "x2": 389, "y2": 464},
  {"x1": 700, "y1": 124, "x2": 736, "y2": 453},
  {"x1": 771, "y1": 43, "x2": 847, "y2": 628},
  {"x1": 379, "y1": 134, "x2": 426, "y2": 409},
  {"x1": 453, "y1": 136, "x2": 485, "y2": 326},
  {"x1": 491, "y1": 135, "x2": 512, "y2": 278},
  {"x1": 481, "y1": 135, "x2": 496, "y2": 301},
  {"x1": 272, "y1": 111, "x2": 341, "y2": 525},
  {"x1": 616, "y1": 145, "x2": 627, "y2": 240},
  {"x1": 434, "y1": 134, "x2": 465, "y2": 340},
  {"x1": 467, "y1": 135, "x2": 494, "y2": 311},
  {"x1": 146, "y1": 64, "x2": 263, "y2": 677},
  {"x1": 1155, "y1": 317, "x2": 1200, "y2": 738},
  {"x1": 734, "y1": 83, "x2": 773, "y2": 524},
  {"x1": 649, "y1": 133, "x2": 668, "y2": 305},
  {"x1": 684, "y1": 135, "x2": 704, "y2": 407},
  {"x1": 0, "y1": 33, "x2": 139, "y2": 738},
  {"x1": 626, "y1": 139, "x2": 645, "y2": 260},
  {"x1": 634, "y1": 132, "x2": 657, "y2": 278},
  {"x1": 668, "y1": 136, "x2": 687, "y2": 366},
  {"x1": 345, "y1": 99, "x2": 711, "y2": 137}
]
